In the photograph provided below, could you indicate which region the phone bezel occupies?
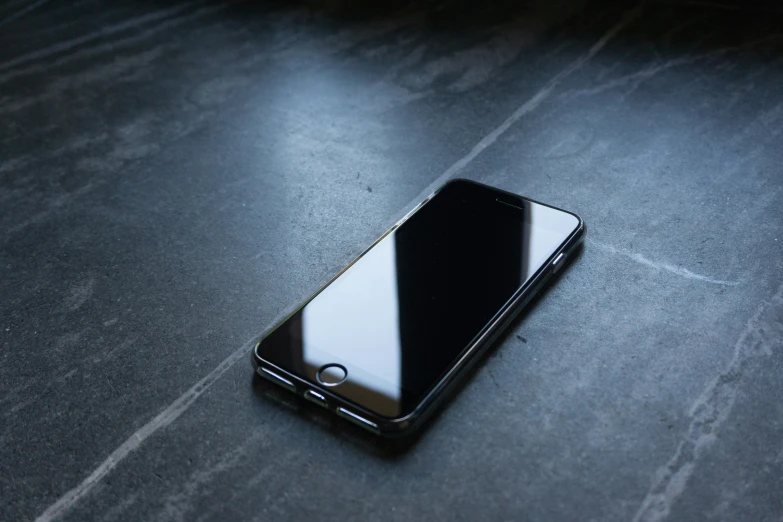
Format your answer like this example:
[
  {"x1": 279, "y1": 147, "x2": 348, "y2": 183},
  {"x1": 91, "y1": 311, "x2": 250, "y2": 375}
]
[{"x1": 252, "y1": 178, "x2": 585, "y2": 436}]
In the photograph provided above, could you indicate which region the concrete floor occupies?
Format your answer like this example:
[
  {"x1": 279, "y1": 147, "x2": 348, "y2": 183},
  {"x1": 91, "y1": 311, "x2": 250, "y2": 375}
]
[{"x1": 2, "y1": 1, "x2": 783, "y2": 521}]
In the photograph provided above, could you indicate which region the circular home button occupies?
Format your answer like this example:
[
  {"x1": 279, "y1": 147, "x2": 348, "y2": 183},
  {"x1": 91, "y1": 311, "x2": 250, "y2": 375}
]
[{"x1": 317, "y1": 364, "x2": 347, "y2": 386}]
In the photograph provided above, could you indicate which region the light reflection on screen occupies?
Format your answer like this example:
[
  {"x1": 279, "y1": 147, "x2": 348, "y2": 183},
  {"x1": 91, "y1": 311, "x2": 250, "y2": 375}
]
[
  {"x1": 523, "y1": 203, "x2": 580, "y2": 278},
  {"x1": 302, "y1": 236, "x2": 401, "y2": 401}
]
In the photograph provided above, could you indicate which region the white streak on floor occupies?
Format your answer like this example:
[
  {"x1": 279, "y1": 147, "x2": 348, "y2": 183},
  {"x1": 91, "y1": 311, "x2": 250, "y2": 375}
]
[
  {"x1": 0, "y1": 0, "x2": 53, "y2": 28},
  {"x1": 33, "y1": 336, "x2": 256, "y2": 522},
  {"x1": 631, "y1": 281, "x2": 783, "y2": 522},
  {"x1": 0, "y1": 0, "x2": 205, "y2": 74},
  {"x1": 590, "y1": 240, "x2": 740, "y2": 286}
]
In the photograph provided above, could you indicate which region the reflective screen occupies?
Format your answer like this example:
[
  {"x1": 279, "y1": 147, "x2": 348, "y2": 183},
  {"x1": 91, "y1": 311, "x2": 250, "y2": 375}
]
[{"x1": 258, "y1": 180, "x2": 579, "y2": 418}]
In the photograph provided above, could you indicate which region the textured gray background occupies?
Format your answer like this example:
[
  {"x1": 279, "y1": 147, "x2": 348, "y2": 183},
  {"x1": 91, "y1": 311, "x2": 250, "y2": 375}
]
[{"x1": 1, "y1": 1, "x2": 782, "y2": 521}]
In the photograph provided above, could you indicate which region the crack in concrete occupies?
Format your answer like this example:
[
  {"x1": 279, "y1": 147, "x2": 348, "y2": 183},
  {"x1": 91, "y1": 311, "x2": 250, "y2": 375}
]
[
  {"x1": 590, "y1": 240, "x2": 740, "y2": 286},
  {"x1": 632, "y1": 281, "x2": 783, "y2": 522}
]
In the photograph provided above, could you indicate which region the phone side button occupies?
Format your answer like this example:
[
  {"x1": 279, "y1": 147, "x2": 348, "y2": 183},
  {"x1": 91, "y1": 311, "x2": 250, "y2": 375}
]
[
  {"x1": 304, "y1": 390, "x2": 328, "y2": 408},
  {"x1": 336, "y1": 407, "x2": 380, "y2": 434},
  {"x1": 551, "y1": 252, "x2": 566, "y2": 274},
  {"x1": 257, "y1": 367, "x2": 296, "y2": 392}
]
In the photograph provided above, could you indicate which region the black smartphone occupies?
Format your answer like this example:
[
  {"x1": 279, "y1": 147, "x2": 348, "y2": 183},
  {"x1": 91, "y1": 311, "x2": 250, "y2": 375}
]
[{"x1": 253, "y1": 179, "x2": 584, "y2": 436}]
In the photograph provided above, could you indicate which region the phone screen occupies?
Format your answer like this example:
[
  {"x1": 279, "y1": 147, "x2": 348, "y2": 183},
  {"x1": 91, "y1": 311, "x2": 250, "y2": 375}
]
[{"x1": 257, "y1": 180, "x2": 579, "y2": 418}]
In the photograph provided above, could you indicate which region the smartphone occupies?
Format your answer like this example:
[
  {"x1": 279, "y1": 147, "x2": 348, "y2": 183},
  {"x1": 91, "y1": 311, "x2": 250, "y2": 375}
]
[{"x1": 252, "y1": 179, "x2": 584, "y2": 436}]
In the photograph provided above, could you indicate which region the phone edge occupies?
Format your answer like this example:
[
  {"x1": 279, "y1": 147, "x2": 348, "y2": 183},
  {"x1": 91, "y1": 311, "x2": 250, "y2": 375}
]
[{"x1": 252, "y1": 178, "x2": 586, "y2": 437}]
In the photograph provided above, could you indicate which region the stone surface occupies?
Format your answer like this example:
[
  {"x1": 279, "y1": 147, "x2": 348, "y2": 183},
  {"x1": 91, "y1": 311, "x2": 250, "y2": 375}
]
[{"x1": 1, "y1": 1, "x2": 782, "y2": 521}]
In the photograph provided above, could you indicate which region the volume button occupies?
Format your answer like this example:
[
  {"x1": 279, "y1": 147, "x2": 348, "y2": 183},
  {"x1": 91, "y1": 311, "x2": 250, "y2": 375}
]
[
  {"x1": 257, "y1": 367, "x2": 296, "y2": 392},
  {"x1": 551, "y1": 253, "x2": 566, "y2": 274}
]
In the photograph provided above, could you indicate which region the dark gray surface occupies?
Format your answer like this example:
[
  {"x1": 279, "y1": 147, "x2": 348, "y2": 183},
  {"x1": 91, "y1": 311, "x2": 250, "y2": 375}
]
[{"x1": 2, "y1": 1, "x2": 783, "y2": 521}]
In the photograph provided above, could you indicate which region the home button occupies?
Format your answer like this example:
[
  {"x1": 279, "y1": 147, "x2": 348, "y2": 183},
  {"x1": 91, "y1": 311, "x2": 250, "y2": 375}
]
[{"x1": 317, "y1": 364, "x2": 347, "y2": 386}]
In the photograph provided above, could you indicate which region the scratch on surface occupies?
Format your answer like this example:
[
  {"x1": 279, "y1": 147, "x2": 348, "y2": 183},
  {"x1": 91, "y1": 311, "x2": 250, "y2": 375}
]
[
  {"x1": 0, "y1": 0, "x2": 225, "y2": 84},
  {"x1": 561, "y1": 55, "x2": 699, "y2": 99},
  {"x1": 30, "y1": 6, "x2": 641, "y2": 521},
  {"x1": 487, "y1": 367, "x2": 501, "y2": 389},
  {"x1": 0, "y1": 155, "x2": 33, "y2": 174},
  {"x1": 589, "y1": 240, "x2": 740, "y2": 286},
  {"x1": 8, "y1": 395, "x2": 40, "y2": 416},
  {"x1": 0, "y1": 0, "x2": 52, "y2": 28},
  {"x1": 101, "y1": 492, "x2": 139, "y2": 522},
  {"x1": 5, "y1": 180, "x2": 97, "y2": 238},
  {"x1": 560, "y1": 33, "x2": 783, "y2": 101},
  {"x1": 32, "y1": 335, "x2": 258, "y2": 522},
  {"x1": 0, "y1": 0, "x2": 202, "y2": 73},
  {"x1": 156, "y1": 431, "x2": 267, "y2": 522},
  {"x1": 631, "y1": 282, "x2": 783, "y2": 522},
  {"x1": 64, "y1": 276, "x2": 95, "y2": 311},
  {"x1": 59, "y1": 369, "x2": 77, "y2": 381},
  {"x1": 734, "y1": 101, "x2": 783, "y2": 146},
  {"x1": 0, "y1": 47, "x2": 165, "y2": 116}
]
